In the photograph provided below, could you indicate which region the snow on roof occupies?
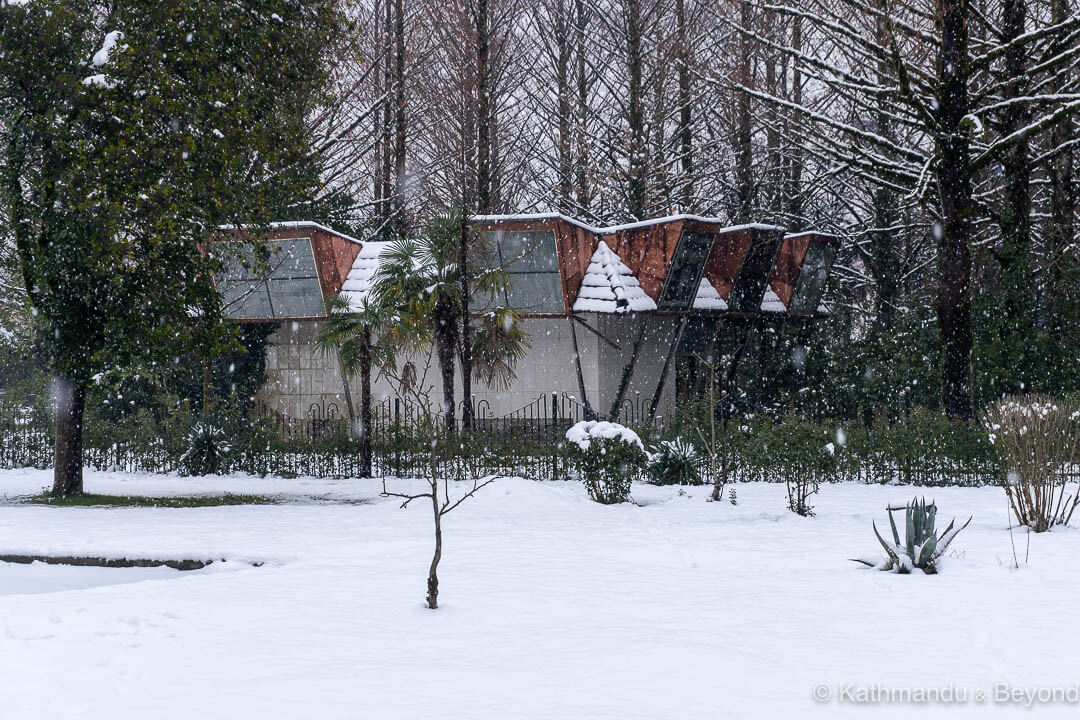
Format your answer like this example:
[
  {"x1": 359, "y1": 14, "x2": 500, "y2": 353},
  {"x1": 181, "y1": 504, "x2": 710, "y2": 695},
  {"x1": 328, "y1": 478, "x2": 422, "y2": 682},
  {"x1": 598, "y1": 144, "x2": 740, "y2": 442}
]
[
  {"x1": 572, "y1": 241, "x2": 658, "y2": 314},
  {"x1": 692, "y1": 277, "x2": 728, "y2": 311},
  {"x1": 470, "y1": 213, "x2": 783, "y2": 236},
  {"x1": 217, "y1": 221, "x2": 364, "y2": 246},
  {"x1": 340, "y1": 241, "x2": 390, "y2": 310},
  {"x1": 760, "y1": 288, "x2": 787, "y2": 313}
]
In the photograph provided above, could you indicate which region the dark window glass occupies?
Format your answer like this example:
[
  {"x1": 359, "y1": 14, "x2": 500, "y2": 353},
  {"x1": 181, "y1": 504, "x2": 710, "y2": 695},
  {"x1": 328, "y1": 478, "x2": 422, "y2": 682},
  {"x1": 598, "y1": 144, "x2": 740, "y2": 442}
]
[
  {"x1": 658, "y1": 231, "x2": 714, "y2": 310},
  {"x1": 477, "y1": 230, "x2": 563, "y2": 313},
  {"x1": 788, "y1": 243, "x2": 837, "y2": 315},
  {"x1": 728, "y1": 231, "x2": 782, "y2": 313}
]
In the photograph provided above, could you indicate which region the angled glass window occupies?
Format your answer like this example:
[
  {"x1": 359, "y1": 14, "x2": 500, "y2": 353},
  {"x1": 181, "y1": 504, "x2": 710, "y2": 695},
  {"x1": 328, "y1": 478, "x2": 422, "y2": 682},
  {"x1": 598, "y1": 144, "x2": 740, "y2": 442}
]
[
  {"x1": 788, "y1": 242, "x2": 837, "y2": 316},
  {"x1": 477, "y1": 230, "x2": 563, "y2": 313},
  {"x1": 728, "y1": 231, "x2": 782, "y2": 313},
  {"x1": 658, "y1": 231, "x2": 714, "y2": 310},
  {"x1": 215, "y1": 238, "x2": 324, "y2": 319}
]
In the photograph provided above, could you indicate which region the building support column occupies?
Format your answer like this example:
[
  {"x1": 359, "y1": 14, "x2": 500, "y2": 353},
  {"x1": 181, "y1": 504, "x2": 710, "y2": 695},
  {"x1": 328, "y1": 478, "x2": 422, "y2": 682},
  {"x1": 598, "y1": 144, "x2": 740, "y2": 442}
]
[
  {"x1": 608, "y1": 314, "x2": 649, "y2": 421},
  {"x1": 648, "y1": 314, "x2": 688, "y2": 425},
  {"x1": 567, "y1": 314, "x2": 595, "y2": 420}
]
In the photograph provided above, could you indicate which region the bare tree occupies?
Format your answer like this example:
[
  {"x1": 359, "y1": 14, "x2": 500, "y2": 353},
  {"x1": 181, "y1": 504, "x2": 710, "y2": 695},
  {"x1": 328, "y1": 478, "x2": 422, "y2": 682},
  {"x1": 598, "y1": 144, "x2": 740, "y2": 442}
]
[{"x1": 382, "y1": 430, "x2": 494, "y2": 608}]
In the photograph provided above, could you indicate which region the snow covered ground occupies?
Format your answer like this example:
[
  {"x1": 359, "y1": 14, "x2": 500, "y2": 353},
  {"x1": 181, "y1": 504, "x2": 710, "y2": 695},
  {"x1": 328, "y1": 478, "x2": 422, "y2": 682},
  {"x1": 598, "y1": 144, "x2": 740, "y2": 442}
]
[{"x1": 2, "y1": 467, "x2": 1079, "y2": 719}]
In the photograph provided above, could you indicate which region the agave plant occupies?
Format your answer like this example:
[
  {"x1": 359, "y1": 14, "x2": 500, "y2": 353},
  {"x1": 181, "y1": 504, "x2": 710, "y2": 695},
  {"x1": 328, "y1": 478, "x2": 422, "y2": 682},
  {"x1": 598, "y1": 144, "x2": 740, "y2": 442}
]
[
  {"x1": 855, "y1": 497, "x2": 971, "y2": 574},
  {"x1": 647, "y1": 438, "x2": 704, "y2": 485}
]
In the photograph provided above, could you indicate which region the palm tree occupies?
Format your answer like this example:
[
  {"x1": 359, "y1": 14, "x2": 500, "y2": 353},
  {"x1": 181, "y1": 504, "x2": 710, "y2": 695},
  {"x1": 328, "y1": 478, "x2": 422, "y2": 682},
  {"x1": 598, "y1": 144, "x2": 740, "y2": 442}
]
[
  {"x1": 315, "y1": 294, "x2": 397, "y2": 477},
  {"x1": 374, "y1": 211, "x2": 528, "y2": 431}
]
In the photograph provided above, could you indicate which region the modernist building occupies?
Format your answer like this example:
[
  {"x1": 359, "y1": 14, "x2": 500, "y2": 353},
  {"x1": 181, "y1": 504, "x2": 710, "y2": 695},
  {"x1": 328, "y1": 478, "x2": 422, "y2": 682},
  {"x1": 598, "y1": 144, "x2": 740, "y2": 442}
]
[{"x1": 214, "y1": 215, "x2": 838, "y2": 426}]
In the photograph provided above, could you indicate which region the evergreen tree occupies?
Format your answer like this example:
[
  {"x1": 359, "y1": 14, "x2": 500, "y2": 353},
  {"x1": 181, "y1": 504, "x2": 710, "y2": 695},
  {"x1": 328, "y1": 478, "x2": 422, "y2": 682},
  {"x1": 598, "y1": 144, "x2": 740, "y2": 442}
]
[{"x1": 0, "y1": 0, "x2": 339, "y2": 494}]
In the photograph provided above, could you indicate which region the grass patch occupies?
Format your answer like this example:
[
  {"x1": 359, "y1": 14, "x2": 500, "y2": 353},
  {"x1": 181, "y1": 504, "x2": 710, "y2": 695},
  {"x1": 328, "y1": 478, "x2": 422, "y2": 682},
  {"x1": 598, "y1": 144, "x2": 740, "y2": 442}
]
[{"x1": 28, "y1": 491, "x2": 280, "y2": 508}]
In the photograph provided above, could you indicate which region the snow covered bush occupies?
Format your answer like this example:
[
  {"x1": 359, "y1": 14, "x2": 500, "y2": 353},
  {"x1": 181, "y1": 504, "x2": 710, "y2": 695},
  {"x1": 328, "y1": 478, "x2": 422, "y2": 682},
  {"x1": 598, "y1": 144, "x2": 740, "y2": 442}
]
[
  {"x1": 566, "y1": 420, "x2": 647, "y2": 504},
  {"x1": 179, "y1": 422, "x2": 232, "y2": 476},
  {"x1": 981, "y1": 395, "x2": 1080, "y2": 532},
  {"x1": 856, "y1": 497, "x2": 971, "y2": 574},
  {"x1": 647, "y1": 438, "x2": 703, "y2": 485}
]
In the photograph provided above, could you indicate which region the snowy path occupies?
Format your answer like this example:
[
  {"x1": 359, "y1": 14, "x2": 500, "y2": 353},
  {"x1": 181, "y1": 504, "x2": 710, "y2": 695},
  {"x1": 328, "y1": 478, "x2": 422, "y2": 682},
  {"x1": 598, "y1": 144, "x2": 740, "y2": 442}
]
[{"x1": 1, "y1": 468, "x2": 1078, "y2": 718}]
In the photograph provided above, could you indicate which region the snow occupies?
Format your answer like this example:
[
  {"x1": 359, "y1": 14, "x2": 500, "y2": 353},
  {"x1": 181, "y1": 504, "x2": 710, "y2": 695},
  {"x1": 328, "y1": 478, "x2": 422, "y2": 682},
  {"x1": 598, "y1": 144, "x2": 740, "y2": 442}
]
[
  {"x1": 470, "y1": 212, "x2": 783, "y2": 237},
  {"x1": 3, "y1": 467, "x2": 1080, "y2": 718},
  {"x1": 565, "y1": 420, "x2": 644, "y2": 451},
  {"x1": 91, "y1": 31, "x2": 124, "y2": 67},
  {"x1": 760, "y1": 287, "x2": 787, "y2": 313},
  {"x1": 82, "y1": 74, "x2": 114, "y2": 89},
  {"x1": 692, "y1": 276, "x2": 728, "y2": 311},
  {"x1": 217, "y1": 221, "x2": 364, "y2": 247},
  {"x1": 2, "y1": 561, "x2": 195, "y2": 597},
  {"x1": 572, "y1": 241, "x2": 657, "y2": 313},
  {"x1": 340, "y1": 240, "x2": 391, "y2": 310}
]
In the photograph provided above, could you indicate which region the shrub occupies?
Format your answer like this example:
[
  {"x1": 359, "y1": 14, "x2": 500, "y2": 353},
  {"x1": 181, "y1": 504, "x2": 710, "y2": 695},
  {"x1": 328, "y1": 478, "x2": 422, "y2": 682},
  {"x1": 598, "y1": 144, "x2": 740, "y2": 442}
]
[
  {"x1": 566, "y1": 420, "x2": 647, "y2": 504},
  {"x1": 857, "y1": 496, "x2": 971, "y2": 574},
  {"x1": 647, "y1": 437, "x2": 704, "y2": 485},
  {"x1": 981, "y1": 395, "x2": 1080, "y2": 532},
  {"x1": 765, "y1": 416, "x2": 839, "y2": 516},
  {"x1": 179, "y1": 421, "x2": 232, "y2": 476}
]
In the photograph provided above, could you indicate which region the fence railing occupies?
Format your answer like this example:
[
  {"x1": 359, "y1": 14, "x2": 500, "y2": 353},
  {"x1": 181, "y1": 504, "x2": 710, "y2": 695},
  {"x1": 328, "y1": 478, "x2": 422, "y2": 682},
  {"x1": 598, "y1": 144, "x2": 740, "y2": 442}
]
[{"x1": 0, "y1": 400, "x2": 1019, "y2": 486}]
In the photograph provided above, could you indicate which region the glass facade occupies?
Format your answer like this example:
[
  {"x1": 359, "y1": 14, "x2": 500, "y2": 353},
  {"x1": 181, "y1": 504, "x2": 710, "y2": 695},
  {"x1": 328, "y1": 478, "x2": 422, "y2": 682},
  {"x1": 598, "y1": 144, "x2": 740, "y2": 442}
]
[
  {"x1": 788, "y1": 242, "x2": 837, "y2": 316},
  {"x1": 728, "y1": 232, "x2": 782, "y2": 313},
  {"x1": 479, "y1": 230, "x2": 563, "y2": 313},
  {"x1": 658, "y1": 231, "x2": 714, "y2": 310},
  {"x1": 217, "y1": 238, "x2": 325, "y2": 319}
]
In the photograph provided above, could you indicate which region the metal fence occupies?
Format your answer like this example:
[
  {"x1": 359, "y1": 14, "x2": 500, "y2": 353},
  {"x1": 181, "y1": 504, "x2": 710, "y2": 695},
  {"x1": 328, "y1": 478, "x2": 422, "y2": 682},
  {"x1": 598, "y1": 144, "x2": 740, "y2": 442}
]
[{"x1": 0, "y1": 399, "x2": 1020, "y2": 486}]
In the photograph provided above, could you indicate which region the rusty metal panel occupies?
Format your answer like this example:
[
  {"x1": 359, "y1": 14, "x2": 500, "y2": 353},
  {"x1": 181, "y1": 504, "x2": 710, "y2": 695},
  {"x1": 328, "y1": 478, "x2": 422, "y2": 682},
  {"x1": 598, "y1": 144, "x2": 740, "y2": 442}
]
[
  {"x1": 728, "y1": 227, "x2": 784, "y2": 314},
  {"x1": 787, "y1": 233, "x2": 840, "y2": 316},
  {"x1": 768, "y1": 233, "x2": 810, "y2": 308},
  {"x1": 701, "y1": 227, "x2": 751, "y2": 301}
]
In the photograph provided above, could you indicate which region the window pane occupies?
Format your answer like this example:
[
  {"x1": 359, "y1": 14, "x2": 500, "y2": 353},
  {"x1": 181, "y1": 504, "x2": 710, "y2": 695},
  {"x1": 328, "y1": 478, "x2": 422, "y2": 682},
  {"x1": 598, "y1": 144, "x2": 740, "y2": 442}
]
[
  {"x1": 214, "y1": 237, "x2": 323, "y2": 319},
  {"x1": 216, "y1": 243, "x2": 262, "y2": 282},
  {"x1": 728, "y1": 232, "x2": 782, "y2": 313},
  {"x1": 505, "y1": 271, "x2": 563, "y2": 313},
  {"x1": 788, "y1": 243, "x2": 836, "y2": 315},
  {"x1": 221, "y1": 280, "x2": 274, "y2": 319},
  {"x1": 268, "y1": 277, "x2": 326, "y2": 318},
  {"x1": 496, "y1": 231, "x2": 558, "y2": 272},
  {"x1": 477, "y1": 230, "x2": 562, "y2": 313},
  {"x1": 270, "y1": 238, "x2": 318, "y2": 276},
  {"x1": 659, "y1": 231, "x2": 714, "y2": 309}
]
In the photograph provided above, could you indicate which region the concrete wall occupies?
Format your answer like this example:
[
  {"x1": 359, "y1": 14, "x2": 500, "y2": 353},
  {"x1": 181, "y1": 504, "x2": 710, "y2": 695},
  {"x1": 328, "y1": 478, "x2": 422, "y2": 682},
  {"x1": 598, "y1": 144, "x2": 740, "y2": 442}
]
[{"x1": 256, "y1": 314, "x2": 677, "y2": 425}]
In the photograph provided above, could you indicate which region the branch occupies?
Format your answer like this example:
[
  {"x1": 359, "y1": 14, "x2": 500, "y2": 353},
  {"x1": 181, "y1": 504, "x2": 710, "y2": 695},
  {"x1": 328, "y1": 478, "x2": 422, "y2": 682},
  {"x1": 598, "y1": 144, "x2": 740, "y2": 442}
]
[
  {"x1": 382, "y1": 478, "x2": 433, "y2": 509},
  {"x1": 441, "y1": 475, "x2": 495, "y2": 515}
]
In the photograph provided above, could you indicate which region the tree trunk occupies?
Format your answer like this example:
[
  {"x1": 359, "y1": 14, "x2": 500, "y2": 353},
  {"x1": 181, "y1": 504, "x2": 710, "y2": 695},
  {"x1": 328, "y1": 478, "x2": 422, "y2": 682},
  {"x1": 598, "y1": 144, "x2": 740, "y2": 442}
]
[
  {"x1": 785, "y1": 14, "x2": 804, "y2": 229},
  {"x1": 359, "y1": 329, "x2": 373, "y2": 478},
  {"x1": 53, "y1": 376, "x2": 86, "y2": 496},
  {"x1": 459, "y1": 212, "x2": 474, "y2": 431},
  {"x1": 427, "y1": 482, "x2": 442, "y2": 609},
  {"x1": 871, "y1": 186, "x2": 899, "y2": 333},
  {"x1": 935, "y1": 0, "x2": 974, "y2": 420},
  {"x1": 1047, "y1": 0, "x2": 1074, "y2": 328},
  {"x1": 392, "y1": 0, "x2": 406, "y2": 238},
  {"x1": 201, "y1": 358, "x2": 215, "y2": 413},
  {"x1": 624, "y1": 0, "x2": 647, "y2": 220},
  {"x1": 436, "y1": 304, "x2": 457, "y2": 431},
  {"x1": 475, "y1": 0, "x2": 492, "y2": 213},
  {"x1": 574, "y1": 0, "x2": 590, "y2": 212},
  {"x1": 381, "y1": 0, "x2": 394, "y2": 240},
  {"x1": 992, "y1": 0, "x2": 1032, "y2": 395},
  {"x1": 734, "y1": 0, "x2": 754, "y2": 223},
  {"x1": 556, "y1": 0, "x2": 573, "y2": 213},
  {"x1": 675, "y1": 0, "x2": 693, "y2": 211}
]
